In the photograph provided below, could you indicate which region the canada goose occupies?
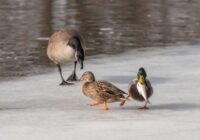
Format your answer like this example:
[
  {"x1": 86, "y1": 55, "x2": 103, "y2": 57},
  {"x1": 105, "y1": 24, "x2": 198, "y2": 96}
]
[
  {"x1": 79, "y1": 71, "x2": 127, "y2": 111},
  {"x1": 120, "y1": 67, "x2": 153, "y2": 109},
  {"x1": 47, "y1": 30, "x2": 85, "y2": 85}
]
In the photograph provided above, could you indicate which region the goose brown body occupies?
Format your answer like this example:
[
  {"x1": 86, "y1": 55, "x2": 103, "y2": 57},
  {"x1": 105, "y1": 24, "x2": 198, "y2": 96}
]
[
  {"x1": 47, "y1": 31, "x2": 82, "y2": 64},
  {"x1": 47, "y1": 30, "x2": 85, "y2": 85}
]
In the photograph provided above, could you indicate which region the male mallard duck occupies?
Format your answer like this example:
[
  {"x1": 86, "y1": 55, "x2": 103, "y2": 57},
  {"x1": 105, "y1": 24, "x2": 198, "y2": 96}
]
[
  {"x1": 79, "y1": 71, "x2": 127, "y2": 111},
  {"x1": 47, "y1": 30, "x2": 85, "y2": 85},
  {"x1": 120, "y1": 67, "x2": 153, "y2": 109}
]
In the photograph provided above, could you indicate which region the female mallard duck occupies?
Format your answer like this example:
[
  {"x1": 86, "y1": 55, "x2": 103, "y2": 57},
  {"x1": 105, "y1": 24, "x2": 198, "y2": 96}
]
[
  {"x1": 120, "y1": 67, "x2": 153, "y2": 109},
  {"x1": 79, "y1": 71, "x2": 127, "y2": 111},
  {"x1": 47, "y1": 30, "x2": 85, "y2": 86}
]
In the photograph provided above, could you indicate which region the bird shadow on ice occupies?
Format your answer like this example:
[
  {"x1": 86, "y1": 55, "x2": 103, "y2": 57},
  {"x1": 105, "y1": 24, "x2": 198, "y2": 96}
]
[
  {"x1": 103, "y1": 75, "x2": 171, "y2": 84},
  {"x1": 0, "y1": 107, "x2": 27, "y2": 111},
  {"x1": 151, "y1": 103, "x2": 200, "y2": 111},
  {"x1": 118, "y1": 103, "x2": 199, "y2": 111}
]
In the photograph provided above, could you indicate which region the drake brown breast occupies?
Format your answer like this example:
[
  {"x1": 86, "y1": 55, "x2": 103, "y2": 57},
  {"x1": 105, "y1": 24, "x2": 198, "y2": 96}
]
[{"x1": 128, "y1": 80, "x2": 153, "y2": 102}]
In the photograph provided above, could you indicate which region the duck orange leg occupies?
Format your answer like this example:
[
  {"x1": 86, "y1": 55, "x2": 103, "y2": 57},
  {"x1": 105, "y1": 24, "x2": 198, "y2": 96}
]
[
  {"x1": 120, "y1": 100, "x2": 126, "y2": 106},
  {"x1": 98, "y1": 101, "x2": 110, "y2": 111},
  {"x1": 138, "y1": 102, "x2": 149, "y2": 110},
  {"x1": 87, "y1": 102, "x2": 102, "y2": 106},
  {"x1": 138, "y1": 106, "x2": 149, "y2": 110},
  {"x1": 120, "y1": 95, "x2": 130, "y2": 106}
]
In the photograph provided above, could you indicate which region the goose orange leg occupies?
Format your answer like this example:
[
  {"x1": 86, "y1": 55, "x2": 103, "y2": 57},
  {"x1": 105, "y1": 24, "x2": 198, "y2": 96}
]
[
  {"x1": 98, "y1": 101, "x2": 110, "y2": 111},
  {"x1": 87, "y1": 102, "x2": 102, "y2": 106}
]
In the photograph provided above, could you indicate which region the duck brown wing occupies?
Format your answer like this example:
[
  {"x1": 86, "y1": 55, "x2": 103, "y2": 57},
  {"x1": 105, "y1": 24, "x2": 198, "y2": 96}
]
[{"x1": 95, "y1": 81, "x2": 127, "y2": 97}]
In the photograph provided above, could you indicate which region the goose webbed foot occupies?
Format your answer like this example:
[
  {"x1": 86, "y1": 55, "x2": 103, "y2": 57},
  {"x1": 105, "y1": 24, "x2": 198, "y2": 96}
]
[
  {"x1": 59, "y1": 80, "x2": 74, "y2": 86},
  {"x1": 66, "y1": 72, "x2": 78, "y2": 82}
]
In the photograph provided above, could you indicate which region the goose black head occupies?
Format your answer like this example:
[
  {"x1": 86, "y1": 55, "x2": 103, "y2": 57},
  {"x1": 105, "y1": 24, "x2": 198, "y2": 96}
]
[{"x1": 68, "y1": 35, "x2": 85, "y2": 69}]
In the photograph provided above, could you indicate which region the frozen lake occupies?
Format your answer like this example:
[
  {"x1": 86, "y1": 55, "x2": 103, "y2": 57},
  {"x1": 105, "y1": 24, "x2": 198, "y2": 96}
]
[{"x1": 0, "y1": 45, "x2": 200, "y2": 140}]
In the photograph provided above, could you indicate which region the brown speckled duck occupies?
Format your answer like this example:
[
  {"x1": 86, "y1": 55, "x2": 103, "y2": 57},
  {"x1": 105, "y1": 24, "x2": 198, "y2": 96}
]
[
  {"x1": 80, "y1": 71, "x2": 127, "y2": 111},
  {"x1": 120, "y1": 67, "x2": 153, "y2": 109}
]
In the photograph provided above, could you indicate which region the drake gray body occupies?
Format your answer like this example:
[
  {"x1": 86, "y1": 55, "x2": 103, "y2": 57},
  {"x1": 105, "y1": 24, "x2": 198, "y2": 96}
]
[{"x1": 47, "y1": 30, "x2": 85, "y2": 85}]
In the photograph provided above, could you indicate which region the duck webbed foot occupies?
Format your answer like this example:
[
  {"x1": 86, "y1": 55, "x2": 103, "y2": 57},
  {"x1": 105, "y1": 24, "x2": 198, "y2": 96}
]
[
  {"x1": 138, "y1": 106, "x2": 149, "y2": 110},
  {"x1": 87, "y1": 102, "x2": 102, "y2": 106},
  {"x1": 98, "y1": 101, "x2": 110, "y2": 111},
  {"x1": 120, "y1": 95, "x2": 130, "y2": 106},
  {"x1": 98, "y1": 107, "x2": 110, "y2": 111},
  {"x1": 60, "y1": 80, "x2": 74, "y2": 86},
  {"x1": 120, "y1": 100, "x2": 126, "y2": 106}
]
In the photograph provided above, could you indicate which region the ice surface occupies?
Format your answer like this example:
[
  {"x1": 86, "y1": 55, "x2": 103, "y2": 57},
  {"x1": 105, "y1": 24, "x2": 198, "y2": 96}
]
[{"x1": 0, "y1": 45, "x2": 200, "y2": 140}]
